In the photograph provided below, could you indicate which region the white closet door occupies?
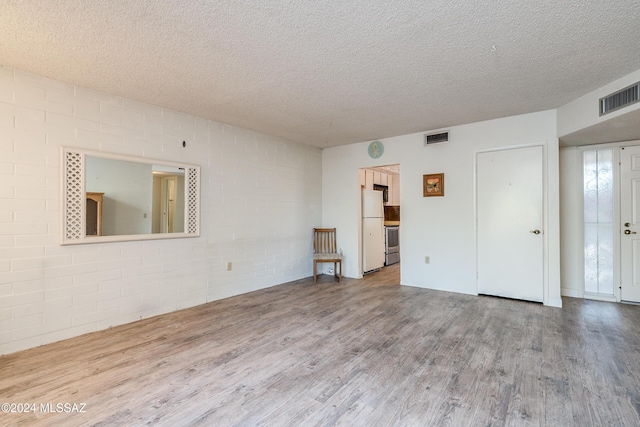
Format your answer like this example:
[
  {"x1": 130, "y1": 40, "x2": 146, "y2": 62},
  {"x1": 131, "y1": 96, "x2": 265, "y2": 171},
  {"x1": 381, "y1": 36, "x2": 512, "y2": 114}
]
[{"x1": 477, "y1": 146, "x2": 544, "y2": 302}]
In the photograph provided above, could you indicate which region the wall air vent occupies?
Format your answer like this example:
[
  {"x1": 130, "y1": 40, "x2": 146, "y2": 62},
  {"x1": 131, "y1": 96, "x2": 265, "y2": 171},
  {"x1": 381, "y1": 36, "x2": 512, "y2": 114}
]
[
  {"x1": 599, "y1": 82, "x2": 639, "y2": 116},
  {"x1": 424, "y1": 131, "x2": 449, "y2": 146}
]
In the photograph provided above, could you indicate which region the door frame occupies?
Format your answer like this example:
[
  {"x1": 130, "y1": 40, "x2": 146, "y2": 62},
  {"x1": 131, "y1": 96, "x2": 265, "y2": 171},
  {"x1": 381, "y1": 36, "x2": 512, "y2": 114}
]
[
  {"x1": 357, "y1": 165, "x2": 401, "y2": 279},
  {"x1": 160, "y1": 175, "x2": 178, "y2": 234},
  {"x1": 474, "y1": 142, "x2": 551, "y2": 305}
]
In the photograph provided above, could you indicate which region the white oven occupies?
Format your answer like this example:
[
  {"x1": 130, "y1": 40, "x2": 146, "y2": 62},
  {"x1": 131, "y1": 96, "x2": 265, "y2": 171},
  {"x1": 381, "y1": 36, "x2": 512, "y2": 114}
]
[{"x1": 385, "y1": 226, "x2": 400, "y2": 265}]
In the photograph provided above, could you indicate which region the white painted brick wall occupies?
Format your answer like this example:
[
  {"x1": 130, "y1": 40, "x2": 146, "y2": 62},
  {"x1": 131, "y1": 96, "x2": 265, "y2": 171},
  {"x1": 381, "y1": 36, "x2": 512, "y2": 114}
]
[{"x1": 0, "y1": 66, "x2": 322, "y2": 355}]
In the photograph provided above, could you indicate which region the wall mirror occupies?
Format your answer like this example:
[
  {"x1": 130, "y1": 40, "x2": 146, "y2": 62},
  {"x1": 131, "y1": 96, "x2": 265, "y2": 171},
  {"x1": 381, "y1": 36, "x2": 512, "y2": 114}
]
[{"x1": 61, "y1": 147, "x2": 200, "y2": 245}]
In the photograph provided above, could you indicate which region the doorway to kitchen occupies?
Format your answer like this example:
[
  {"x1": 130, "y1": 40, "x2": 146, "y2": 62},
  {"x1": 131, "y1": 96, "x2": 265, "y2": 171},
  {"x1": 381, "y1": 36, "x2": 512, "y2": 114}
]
[{"x1": 358, "y1": 164, "x2": 401, "y2": 283}]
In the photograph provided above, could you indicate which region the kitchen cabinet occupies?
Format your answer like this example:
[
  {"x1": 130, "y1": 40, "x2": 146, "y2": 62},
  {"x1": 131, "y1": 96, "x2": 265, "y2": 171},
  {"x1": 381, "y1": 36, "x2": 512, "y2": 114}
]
[
  {"x1": 365, "y1": 170, "x2": 374, "y2": 189},
  {"x1": 361, "y1": 169, "x2": 399, "y2": 205},
  {"x1": 391, "y1": 174, "x2": 400, "y2": 205}
]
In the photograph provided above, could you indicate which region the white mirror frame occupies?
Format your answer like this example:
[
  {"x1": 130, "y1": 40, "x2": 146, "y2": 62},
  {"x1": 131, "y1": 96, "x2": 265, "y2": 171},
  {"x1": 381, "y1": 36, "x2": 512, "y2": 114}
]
[{"x1": 61, "y1": 147, "x2": 201, "y2": 245}]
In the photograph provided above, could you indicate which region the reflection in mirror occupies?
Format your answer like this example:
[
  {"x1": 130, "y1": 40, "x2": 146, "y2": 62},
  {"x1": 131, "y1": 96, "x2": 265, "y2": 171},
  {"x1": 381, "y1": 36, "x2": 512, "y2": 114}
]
[
  {"x1": 86, "y1": 192, "x2": 104, "y2": 236},
  {"x1": 86, "y1": 157, "x2": 152, "y2": 236},
  {"x1": 61, "y1": 147, "x2": 200, "y2": 245},
  {"x1": 152, "y1": 166, "x2": 185, "y2": 234},
  {"x1": 85, "y1": 157, "x2": 185, "y2": 236}
]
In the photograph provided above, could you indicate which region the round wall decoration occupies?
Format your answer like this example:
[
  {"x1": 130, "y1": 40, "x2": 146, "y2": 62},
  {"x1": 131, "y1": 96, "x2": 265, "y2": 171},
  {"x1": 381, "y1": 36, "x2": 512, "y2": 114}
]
[{"x1": 368, "y1": 141, "x2": 384, "y2": 159}]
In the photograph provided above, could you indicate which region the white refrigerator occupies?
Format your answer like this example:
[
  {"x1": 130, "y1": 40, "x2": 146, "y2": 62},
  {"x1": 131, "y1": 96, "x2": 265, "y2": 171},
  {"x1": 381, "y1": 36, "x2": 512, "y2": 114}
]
[{"x1": 362, "y1": 189, "x2": 385, "y2": 273}]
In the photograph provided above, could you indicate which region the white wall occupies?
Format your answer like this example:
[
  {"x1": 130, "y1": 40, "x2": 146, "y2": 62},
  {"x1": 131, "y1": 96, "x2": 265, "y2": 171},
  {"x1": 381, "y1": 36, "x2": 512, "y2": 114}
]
[
  {"x1": 558, "y1": 68, "x2": 640, "y2": 138},
  {"x1": 559, "y1": 146, "x2": 582, "y2": 298},
  {"x1": 0, "y1": 67, "x2": 322, "y2": 355},
  {"x1": 323, "y1": 110, "x2": 562, "y2": 306}
]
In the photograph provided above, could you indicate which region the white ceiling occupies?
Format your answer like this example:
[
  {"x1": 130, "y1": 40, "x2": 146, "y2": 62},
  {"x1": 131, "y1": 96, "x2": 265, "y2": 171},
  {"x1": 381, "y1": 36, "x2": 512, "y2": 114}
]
[{"x1": 2, "y1": 1, "x2": 640, "y2": 148}]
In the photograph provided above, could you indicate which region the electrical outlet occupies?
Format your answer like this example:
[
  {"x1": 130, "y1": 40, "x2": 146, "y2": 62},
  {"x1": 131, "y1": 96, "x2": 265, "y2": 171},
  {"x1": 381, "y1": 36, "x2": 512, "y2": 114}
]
[
  {"x1": 226, "y1": 262, "x2": 232, "y2": 271},
  {"x1": 425, "y1": 256, "x2": 430, "y2": 264}
]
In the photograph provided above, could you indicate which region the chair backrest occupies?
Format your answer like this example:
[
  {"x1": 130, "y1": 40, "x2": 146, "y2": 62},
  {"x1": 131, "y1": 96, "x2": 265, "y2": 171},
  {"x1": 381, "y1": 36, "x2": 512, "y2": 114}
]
[{"x1": 314, "y1": 228, "x2": 337, "y2": 254}]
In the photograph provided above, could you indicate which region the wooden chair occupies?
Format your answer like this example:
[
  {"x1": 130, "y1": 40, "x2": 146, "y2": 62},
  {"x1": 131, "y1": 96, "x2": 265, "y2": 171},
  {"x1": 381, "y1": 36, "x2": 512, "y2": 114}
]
[{"x1": 313, "y1": 228, "x2": 342, "y2": 283}]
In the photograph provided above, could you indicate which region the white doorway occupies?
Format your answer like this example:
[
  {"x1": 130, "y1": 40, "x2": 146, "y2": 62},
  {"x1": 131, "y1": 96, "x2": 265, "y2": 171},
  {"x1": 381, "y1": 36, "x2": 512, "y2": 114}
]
[
  {"x1": 476, "y1": 146, "x2": 544, "y2": 302},
  {"x1": 620, "y1": 144, "x2": 640, "y2": 302},
  {"x1": 160, "y1": 176, "x2": 178, "y2": 233},
  {"x1": 152, "y1": 172, "x2": 185, "y2": 234},
  {"x1": 562, "y1": 141, "x2": 640, "y2": 303}
]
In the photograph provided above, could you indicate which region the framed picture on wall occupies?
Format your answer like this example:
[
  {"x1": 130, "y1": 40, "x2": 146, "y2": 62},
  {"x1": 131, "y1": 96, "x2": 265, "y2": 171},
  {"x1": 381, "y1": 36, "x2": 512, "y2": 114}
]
[{"x1": 423, "y1": 173, "x2": 444, "y2": 197}]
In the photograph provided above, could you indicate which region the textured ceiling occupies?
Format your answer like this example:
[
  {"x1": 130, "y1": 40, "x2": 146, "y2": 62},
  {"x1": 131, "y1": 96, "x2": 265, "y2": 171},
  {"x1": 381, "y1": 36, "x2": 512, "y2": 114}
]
[{"x1": 1, "y1": 0, "x2": 640, "y2": 148}]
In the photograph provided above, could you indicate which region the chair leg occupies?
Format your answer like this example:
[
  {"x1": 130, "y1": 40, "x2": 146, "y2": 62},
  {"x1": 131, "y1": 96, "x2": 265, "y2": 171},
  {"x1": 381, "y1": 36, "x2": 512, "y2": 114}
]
[
  {"x1": 314, "y1": 260, "x2": 317, "y2": 283},
  {"x1": 337, "y1": 261, "x2": 341, "y2": 282}
]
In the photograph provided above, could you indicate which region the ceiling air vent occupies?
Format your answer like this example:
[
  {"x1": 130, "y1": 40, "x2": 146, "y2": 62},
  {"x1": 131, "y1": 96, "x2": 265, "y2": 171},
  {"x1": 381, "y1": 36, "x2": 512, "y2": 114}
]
[
  {"x1": 424, "y1": 131, "x2": 449, "y2": 146},
  {"x1": 599, "y1": 82, "x2": 639, "y2": 116}
]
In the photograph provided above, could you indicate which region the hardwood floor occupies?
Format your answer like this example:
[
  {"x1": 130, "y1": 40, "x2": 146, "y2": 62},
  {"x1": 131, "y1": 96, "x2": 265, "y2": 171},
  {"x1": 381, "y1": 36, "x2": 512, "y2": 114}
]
[{"x1": 2, "y1": 264, "x2": 640, "y2": 426}]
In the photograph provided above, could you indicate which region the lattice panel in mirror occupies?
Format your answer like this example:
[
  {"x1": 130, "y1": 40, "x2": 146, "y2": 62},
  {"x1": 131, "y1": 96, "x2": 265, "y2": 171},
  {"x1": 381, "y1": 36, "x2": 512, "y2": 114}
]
[{"x1": 63, "y1": 151, "x2": 84, "y2": 241}]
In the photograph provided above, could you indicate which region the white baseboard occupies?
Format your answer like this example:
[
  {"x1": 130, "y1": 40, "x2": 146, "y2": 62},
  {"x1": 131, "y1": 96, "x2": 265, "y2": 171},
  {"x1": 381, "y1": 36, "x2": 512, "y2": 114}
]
[
  {"x1": 584, "y1": 294, "x2": 617, "y2": 303},
  {"x1": 561, "y1": 288, "x2": 581, "y2": 298}
]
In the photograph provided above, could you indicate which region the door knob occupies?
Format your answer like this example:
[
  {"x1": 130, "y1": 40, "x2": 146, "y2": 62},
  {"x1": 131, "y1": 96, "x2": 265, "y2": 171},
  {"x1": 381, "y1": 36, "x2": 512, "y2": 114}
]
[
  {"x1": 625, "y1": 230, "x2": 637, "y2": 235},
  {"x1": 530, "y1": 229, "x2": 541, "y2": 234}
]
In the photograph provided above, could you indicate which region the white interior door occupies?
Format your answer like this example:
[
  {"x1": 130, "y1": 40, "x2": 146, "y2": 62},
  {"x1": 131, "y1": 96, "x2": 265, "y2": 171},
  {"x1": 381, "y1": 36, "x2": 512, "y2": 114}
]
[
  {"x1": 620, "y1": 144, "x2": 640, "y2": 302},
  {"x1": 477, "y1": 146, "x2": 544, "y2": 302}
]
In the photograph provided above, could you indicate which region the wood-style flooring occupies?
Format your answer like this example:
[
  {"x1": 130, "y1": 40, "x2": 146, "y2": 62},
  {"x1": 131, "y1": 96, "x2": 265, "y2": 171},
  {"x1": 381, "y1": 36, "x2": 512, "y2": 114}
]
[{"x1": 1, "y1": 264, "x2": 640, "y2": 426}]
